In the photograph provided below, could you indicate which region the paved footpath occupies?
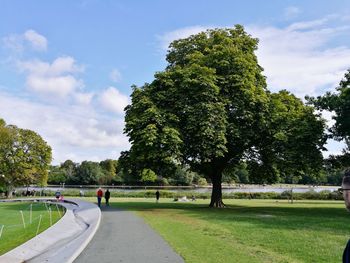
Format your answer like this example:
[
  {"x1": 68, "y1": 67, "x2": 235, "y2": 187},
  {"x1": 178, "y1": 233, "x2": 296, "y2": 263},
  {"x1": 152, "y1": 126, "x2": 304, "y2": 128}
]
[{"x1": 74, "y1": 206, "x2": 184, "y2": 263}]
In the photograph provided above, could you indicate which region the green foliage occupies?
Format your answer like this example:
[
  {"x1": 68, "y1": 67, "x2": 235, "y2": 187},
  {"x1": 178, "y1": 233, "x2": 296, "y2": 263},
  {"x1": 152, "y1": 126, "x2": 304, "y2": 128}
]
[
  {"x1": 47, "y1": 165, "x2": 67, "y2": 184},
  {"x1": 46, "y1": 189, "x2": 343, "y2": 201},
  {"x1": 60, "y1": 160, "x2": 77, "y2": 183},
  {"x1": 168, "y1": 166, "x2": 195, "y2": 185},
  {"x1": 196, "y1": 177, "x2": 208, "y2": 186},
  {"x1": 0, "y1": 120, "x2": 52, "y2": 192},
  {"x1": 307, "y1": 69, "x2": 350, "y2": 165},
  {"x1": 247, "y1": 90, "x2": 326, "y2": 184},
  {"x1": 47, "y1": 159, "x2": 122, "y2": 185},
  {"x1": 99, "y1": 159, "x2": 118, "y2": 184},
  {"x1": 222, "y1": 162, "x2": 249, "y2": 184},
  {"x1": 121, "y1": 26, "x2": 326, "y2": 205},
  {"x1": 140, "y1": 169, "x2": 157, "y2": 183},
  {"x1": 72, "y1": 161, "x2": 104, "y2": 185}
]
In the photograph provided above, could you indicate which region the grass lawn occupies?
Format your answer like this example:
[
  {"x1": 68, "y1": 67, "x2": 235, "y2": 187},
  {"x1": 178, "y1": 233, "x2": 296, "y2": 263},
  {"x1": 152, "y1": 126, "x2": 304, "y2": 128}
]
[
  {"x1": 100, "y1": 198, "x2": 350, "y2": 263},
  {"x1": 0, "y1": 201, "x2": 63, "y2": 255}
]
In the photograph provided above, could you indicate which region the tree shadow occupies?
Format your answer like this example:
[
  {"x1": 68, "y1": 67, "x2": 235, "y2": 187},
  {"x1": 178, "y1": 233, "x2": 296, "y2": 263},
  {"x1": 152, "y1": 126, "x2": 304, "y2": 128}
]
[{"x1": 107, "y1": 200, "x2": 350, "y2": 233}]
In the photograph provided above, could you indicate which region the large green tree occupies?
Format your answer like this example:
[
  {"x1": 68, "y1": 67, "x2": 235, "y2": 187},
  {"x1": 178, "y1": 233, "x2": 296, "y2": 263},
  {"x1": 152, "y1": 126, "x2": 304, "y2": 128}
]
[
  {"x1": 0, "y1": 120, "x2": 52, "y2": 193},
  {"x1": 250, "y1": 90, "x2": 326, "y2": 184},
  {"x1": 123, "y1": 26, "x2": 326, "y2": 207}
]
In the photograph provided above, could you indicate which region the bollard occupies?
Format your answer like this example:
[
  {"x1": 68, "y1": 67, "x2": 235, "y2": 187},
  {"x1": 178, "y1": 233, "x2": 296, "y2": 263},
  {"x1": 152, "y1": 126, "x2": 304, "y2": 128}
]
[
  {"x1": 0, "y1": 225, "x2": 4, "y2": 239},
  {"x1": 36, "y1": 215, "x2": 42, "y2": 236},
  {"x1": 56, "y1": 204, "x2": 62, "y2": 217},
  {"x1": 49, "y1": 208, "x2": 52, "y2": 226},
  {"x1": 20, "y1": 210, "x2": 26, "y2": 228},
  {"x1": 30, "y1": 204, "x2": 32, "y2": 224},
  {"x1": 44, "y1": 202, "x2": 49, "y2": 213}
]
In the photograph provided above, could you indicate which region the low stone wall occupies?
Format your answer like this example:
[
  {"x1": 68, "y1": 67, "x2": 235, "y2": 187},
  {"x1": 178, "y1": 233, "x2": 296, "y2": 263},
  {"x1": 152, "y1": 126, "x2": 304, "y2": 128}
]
[{"x1": 0, "y1": 198, "x2": 101, "y2": 263}]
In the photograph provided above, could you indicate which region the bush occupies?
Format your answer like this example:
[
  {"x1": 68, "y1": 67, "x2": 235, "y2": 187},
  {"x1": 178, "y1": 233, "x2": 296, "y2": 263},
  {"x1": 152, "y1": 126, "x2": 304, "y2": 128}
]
[
  {"x1": 197, "y1": 178, "x2": 208, "y2": 186},
  {"x1": 19, "y1": 188, "x2": 342, "y2": 201}
]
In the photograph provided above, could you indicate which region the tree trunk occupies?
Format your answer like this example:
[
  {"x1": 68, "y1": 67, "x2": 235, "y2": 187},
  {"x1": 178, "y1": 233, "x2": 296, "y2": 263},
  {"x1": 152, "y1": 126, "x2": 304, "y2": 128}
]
[{"x1": 209, "y1": 174, "x2": 225, "y2": 208}]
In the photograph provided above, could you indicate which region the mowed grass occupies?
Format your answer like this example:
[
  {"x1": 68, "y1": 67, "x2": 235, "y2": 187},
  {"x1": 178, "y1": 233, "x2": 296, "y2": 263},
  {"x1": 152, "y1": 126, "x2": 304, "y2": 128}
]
[
  {"x1": 104, "y1": 198, "x2": 350, "y2": 263},
  {"x1": 0, "y1": 202, "x2": 63, "y2": 255}
]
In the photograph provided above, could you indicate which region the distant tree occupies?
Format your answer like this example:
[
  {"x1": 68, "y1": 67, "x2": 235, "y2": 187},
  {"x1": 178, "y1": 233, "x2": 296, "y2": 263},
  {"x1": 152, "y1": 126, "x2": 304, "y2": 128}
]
[
  {"x1": 140, "y1": 168, "x2": 157, "y2": 183},
  {"x1": 73, "y1": 161, "x2": 103, "y2": 185},
  {"x1": 0, "y1": 121, "x2": 52, "y2": 193},
  {"x1": 61, "y1": 160, "x2": 77, "y2": 183},
  {"x1": 308, "y1": 69, "x2": 350, "y2": 164},
  {"x1": 99, "y1": 159, "x2": 117, "y2": 184},
  {"x1": 222, "y1": 162, "x2": 249, "y2": 184},
  {"x1": 48, "y1": 165, "x2": 67, "y2": 184},
  {"x1": 169, "y1": 166, "x2": 195, "y2": 186}
]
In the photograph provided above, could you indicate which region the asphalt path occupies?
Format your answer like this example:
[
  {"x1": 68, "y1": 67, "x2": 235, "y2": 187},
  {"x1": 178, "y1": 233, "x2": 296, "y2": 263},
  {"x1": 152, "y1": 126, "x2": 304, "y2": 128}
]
[{"x1": 74, "y1": 206, "x2": 184, "y2": 263}]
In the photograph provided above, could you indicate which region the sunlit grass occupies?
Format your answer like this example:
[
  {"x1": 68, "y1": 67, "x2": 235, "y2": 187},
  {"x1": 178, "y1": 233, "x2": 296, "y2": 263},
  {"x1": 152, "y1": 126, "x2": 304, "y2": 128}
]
[
  {"x1": 96, "y1": 198, "x2": 350, "y2": 263},
  {"x1": 0, "y1": 201, "x2": 63, "y2": 255}
]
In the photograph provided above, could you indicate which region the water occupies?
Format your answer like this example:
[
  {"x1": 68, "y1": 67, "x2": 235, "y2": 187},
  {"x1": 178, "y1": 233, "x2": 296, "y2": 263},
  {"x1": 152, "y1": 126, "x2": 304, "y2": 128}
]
[{"x1": 19, "y1": 185, "x2": 339, "y2": 194}]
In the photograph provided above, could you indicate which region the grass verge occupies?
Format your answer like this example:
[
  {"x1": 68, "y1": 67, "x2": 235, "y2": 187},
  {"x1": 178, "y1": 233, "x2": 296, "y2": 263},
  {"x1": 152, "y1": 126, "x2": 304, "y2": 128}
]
[
  {"x1": 103, "y1": 198, "x2": 350, "y2": 263},
  {"x1": 0, "y1": 201, "x2": 63, "y2": 255}
]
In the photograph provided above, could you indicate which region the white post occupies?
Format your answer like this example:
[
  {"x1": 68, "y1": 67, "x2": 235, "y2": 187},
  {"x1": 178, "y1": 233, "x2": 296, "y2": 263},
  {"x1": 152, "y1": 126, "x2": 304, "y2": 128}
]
[
  {"x1": 36, "y1": 215, "x2": 42, "y2": 236},
  {"x1": 0, "y1": 225, "x2": 4, "y2": 239},
  {"x1": 20, "y1": 210, "x2": 26, "y2": 228},
  {"x1": 49, "y1": 207, "x2": 52, "y2": 226},
  {"x1": 44, "y1": 202, "x2": 49, "y2": 212},
  {"x1": 56, "y1": 204, "x2": 61, "y2": 217},
  {"x1": 30, "y1": 204, "x2": 32, "y2": 224}
]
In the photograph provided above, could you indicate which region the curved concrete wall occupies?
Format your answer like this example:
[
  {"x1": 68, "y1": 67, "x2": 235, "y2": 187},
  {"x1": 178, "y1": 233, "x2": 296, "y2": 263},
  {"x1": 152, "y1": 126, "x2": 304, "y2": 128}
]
[{"x1": 0, "y1": 198, "x2": 101, "y2": 263}]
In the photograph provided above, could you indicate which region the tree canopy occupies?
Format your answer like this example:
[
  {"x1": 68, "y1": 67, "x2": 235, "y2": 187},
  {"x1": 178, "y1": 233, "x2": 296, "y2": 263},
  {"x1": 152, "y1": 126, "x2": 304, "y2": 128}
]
[
  {"x1": 122, "y1": 26, "x2": 326, "y2": 207},
  {"x1": 308, "y1": 69, "x2": 350, "y2": 148},
  {"x1": 0, "y1": 118, "x2": 52, "y2": 193}
]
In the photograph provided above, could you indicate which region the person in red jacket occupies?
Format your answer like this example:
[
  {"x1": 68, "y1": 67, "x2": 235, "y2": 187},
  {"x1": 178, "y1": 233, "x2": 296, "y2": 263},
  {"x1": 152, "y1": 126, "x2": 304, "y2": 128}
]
[{"x1": 97, "y1": 187, "x2": 103, "y2": 207}]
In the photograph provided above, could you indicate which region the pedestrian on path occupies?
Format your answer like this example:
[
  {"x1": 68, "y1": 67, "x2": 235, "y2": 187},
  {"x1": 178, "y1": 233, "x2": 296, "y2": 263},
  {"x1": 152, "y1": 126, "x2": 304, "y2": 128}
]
[
  {"x1": 97, "y1": 187, "x2": 103, "y2": 207},
  {"x1": 341, "y1": 168, "x2": 350, "y2": 262},
  {"x1": 156, "y1": 190, "x2": 160, "y2": 203},
  {"x1": 105, "y1": 189, "x2": 110, "y2": 206}
]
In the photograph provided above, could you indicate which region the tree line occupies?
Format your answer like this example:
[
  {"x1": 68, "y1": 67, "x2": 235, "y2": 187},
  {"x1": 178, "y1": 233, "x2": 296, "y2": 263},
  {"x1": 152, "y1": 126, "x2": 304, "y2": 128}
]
[{"x1": 47, "y1": 159, "x2": 345, "y2": 187}]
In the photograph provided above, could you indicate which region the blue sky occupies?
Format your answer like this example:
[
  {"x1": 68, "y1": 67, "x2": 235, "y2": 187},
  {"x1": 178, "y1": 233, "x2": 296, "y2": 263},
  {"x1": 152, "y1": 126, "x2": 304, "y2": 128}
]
[{"x1": 0, "y1": 0, "x2": 349, "y2": 164}]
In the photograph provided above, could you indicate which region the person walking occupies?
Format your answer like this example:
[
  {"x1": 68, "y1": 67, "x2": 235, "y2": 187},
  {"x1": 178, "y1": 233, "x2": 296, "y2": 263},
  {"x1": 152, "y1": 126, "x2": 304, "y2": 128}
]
[
  {"x1": 97, "y1": 187, "x2": 103, "y2": 207},
  {"x1": 155, "y1": 190, "x2": 160, "y2": 203},
  {"x1": 105, "y1": 189, "x2": 111, "y2": 206},
  {"x1": 341, "y1": 168, "x2": 350, "y2": 262}
]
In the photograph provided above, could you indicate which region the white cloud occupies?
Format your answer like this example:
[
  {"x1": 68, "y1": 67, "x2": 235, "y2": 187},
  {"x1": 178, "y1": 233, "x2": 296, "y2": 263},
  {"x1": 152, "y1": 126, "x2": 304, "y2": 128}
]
[
  {"x1": 26, "y1": 74, "x2": 83, "y2": 97},
  {"x1": 2, "y1": 29, "x2": 47, "y2": 52},
  {"x1": 110, "y1": 69, "x2": 122, "y2": 82},
  {"x1": 74, "y1": 92, "x2": 94, "y2": 105},
  {"x1": 18, "y1": 56, "x2": 85, "y2": 98},
  {"x1": 158, "y1": 16, "x2": 350, "y2": 99},
  {"x1": 18, "y1": 56, "x2": 84, "y2": 76},
  {"x1": 0, "y1": 91, "x2": 129, "y2": 164},
  {"x1": 23, "y1": 30, "x2": 47, "y2": 51},
  {"x1": 284, "y1": 6, "x2": 301, "y2": 20},
  {"x1": 2, "y1": 34, "x2": 24, "y2": 52},
  {"x1": 99, "y1": 86, "x2": 129, "y2": 114},
  {"x1": 246, "y1": 18, "x2": 350, "y2": 98}
]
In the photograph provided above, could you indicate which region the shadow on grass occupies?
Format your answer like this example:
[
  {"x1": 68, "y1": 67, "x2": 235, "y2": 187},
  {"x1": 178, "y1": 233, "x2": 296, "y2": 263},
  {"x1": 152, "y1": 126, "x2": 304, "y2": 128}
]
[{"x1": 108, "y1": 200, "x2": 350, "y2": 233}]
